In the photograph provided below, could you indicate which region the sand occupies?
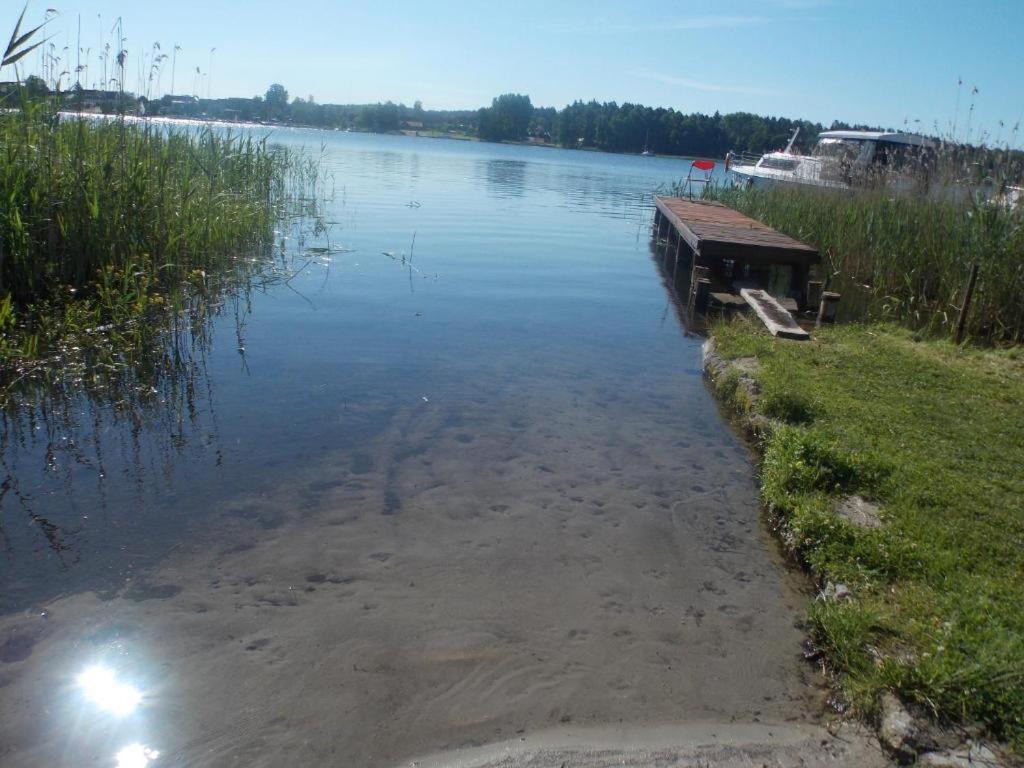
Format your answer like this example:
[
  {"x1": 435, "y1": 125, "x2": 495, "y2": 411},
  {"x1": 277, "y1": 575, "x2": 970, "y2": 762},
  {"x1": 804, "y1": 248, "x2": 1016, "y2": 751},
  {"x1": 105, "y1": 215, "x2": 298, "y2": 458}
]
[
  {"x1": 0, "y1": 367, "x2": 885, "y2": 767},
  {"x1": 409, "y1": 722, "x2": 890, "y2": 767}
]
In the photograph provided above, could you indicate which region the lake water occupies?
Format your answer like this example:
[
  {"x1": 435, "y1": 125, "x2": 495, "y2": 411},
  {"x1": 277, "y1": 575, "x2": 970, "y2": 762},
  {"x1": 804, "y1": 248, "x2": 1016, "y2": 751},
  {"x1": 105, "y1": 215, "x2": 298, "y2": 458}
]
[{"x1": 0, "y1": 132, "x2": 819, "y2": 767}]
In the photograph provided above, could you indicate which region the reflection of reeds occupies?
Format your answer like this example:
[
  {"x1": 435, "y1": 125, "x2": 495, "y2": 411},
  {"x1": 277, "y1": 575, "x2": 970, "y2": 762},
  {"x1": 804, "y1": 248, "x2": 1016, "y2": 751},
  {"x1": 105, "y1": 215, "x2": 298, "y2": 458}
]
[
  {"x1": 0, "y1": 166, "x2": 326, "y2": 573},
  {"x1": 0, "y1": 272, "x2": 236, "y2": 580},
  {"x1": 706, "y1": 184, "x2": 1024, "y2": 342}
]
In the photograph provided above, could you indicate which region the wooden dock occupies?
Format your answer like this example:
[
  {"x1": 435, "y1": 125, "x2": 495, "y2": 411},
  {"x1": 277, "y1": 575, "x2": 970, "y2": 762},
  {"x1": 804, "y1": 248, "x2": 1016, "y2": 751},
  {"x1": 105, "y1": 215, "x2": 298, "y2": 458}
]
[
  {"x1": 651, "y1": 196, "x2": 820, "y2": 330},
  {"x1": 654, "y1": 197, "x2": 818, "y2": 267}
]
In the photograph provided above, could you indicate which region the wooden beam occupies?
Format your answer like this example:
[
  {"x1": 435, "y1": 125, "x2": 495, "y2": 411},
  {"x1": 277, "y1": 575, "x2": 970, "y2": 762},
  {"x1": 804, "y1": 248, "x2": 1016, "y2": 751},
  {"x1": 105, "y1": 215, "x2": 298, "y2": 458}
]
[
  {"x1": 740, "y1": 288, "x2": 810, "y2": 340},
  {"x1": 955, "y1": 263, "x2": 979, "y2": 345}
]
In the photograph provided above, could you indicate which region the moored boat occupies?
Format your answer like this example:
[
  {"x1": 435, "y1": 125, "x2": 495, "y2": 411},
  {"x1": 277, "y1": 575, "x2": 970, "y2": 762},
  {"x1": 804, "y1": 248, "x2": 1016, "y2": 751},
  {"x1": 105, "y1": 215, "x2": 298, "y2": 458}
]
[{"x1": 727, "y1": 129, "x2": 937, "y2": 193}]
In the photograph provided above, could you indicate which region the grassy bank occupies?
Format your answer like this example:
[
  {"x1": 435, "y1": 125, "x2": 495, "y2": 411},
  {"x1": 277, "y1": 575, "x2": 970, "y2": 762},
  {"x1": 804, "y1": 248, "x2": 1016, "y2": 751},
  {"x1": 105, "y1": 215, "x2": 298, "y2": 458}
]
[
  {"x1": 706, "y1": 185, "x2": 1024, "y2": 342},
  {"x1": 709, "y1": 319, "x2": 1024, "y2": 751},
  {"x1": 0, "y1": 99, "x2": 313, "y2": 374}
]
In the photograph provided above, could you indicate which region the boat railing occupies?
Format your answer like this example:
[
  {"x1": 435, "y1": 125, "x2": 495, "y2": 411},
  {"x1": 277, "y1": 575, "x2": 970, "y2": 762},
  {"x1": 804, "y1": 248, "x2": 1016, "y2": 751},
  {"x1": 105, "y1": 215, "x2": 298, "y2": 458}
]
[{"x1": 728, "y1": 150, "x2": 764, "y2": 167}]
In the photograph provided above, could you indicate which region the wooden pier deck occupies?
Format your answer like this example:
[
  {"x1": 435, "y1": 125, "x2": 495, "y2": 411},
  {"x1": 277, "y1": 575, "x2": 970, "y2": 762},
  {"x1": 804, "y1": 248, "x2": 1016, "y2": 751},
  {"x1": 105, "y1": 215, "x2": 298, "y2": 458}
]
[
  {"x1": 653, "y1": 197, "x2": 818, "y2": 266},
  {"x1": 652, "y1": 196, "x2": 820, "y2": 324}
]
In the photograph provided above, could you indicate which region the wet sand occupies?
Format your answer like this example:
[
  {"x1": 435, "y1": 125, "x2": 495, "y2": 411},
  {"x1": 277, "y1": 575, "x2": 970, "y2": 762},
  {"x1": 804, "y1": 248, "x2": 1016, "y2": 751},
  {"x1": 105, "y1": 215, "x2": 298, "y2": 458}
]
[
  {"x1": 0, "y1": 358, "x2": 862, "y2": 768},
  {"x1": 411, "y1": 722, "x2": 890, "y2": 767}
]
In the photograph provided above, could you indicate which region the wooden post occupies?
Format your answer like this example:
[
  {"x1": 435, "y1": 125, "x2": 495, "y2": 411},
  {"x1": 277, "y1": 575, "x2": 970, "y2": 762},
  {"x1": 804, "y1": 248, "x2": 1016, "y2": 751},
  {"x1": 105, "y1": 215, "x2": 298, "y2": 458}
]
[
  {"x1": 816, "y1": 291, "x2": 841, "y2": 326},
  {"x1": 788, "y1": 264, "x2": 808, "y2": 307},
  {"x1": 672, "y1": 238, "x2": 683, "y2": 280},
  {"x1": 691, "y1": 264, "x2": 710, "y2": 281},
  {"x1": 686, "y1": 264, "x2": 711, "y2": 312},
  {"x1": 690, "y1": 264, "x2": 710, "y2": 295},
  {"x1": 694, "y1": 278, "x2": 712, "y2": 312},
  {"x1": 806, "y1": 280, "x2": 823, "y2": 313},
  {"x1": 955, "y1": 263, "x2": 979, "y2": 345}
]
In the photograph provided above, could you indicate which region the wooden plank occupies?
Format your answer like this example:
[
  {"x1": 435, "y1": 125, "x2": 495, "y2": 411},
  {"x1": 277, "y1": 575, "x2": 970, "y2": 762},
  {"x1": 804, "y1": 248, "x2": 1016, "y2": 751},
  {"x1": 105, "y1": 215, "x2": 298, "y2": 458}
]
[
  {"x1": 740, "y1": 288, "x2": 810, "y2": 340},
  {"x1": 709, "y1": 291, "x2": 747, "y2": 307},
  {"x1": 699, "y1": 240, "x2": 820, "y2": 266}
]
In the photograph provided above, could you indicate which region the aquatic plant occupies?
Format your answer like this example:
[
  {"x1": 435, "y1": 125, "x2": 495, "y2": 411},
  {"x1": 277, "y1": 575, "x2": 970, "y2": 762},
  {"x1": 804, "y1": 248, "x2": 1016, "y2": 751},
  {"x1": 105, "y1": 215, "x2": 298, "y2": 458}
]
[
  {"x1": 705, "y1": 184, "x2": 1024, "y2": 342},
  {"x1": 0, "y1": 94, "x2": 327, "y2": 372}
]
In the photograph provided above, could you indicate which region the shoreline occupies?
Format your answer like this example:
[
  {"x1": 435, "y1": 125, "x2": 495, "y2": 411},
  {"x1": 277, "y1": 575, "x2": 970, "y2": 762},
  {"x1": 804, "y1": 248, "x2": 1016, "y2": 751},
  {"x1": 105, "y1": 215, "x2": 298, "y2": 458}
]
[
  {"x1": 701, "y1": 324, "x2": 1020, "y2": 766},
  {"x1": 56, "y1": 110, "x2": 719, "y2": 161}
]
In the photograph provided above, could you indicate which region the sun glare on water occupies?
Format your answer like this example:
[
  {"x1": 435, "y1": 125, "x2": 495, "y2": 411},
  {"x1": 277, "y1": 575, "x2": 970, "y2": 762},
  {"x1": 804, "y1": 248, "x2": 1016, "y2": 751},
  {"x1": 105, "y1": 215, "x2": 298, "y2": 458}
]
[
  {"x1": 115, "y1": 743, "x2": 161, "y2": 768},
  {"x1": 76, "y1": 665, "x2": 143, "y2": 716}
]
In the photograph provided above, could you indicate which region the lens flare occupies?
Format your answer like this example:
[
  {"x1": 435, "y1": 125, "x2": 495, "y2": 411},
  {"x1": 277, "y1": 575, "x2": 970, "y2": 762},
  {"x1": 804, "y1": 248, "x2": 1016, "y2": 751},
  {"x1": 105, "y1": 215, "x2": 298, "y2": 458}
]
[
  {"x1": 114, "y1": 743, "x2": 160, "y2": 768},
  {"x1": 76, "y1": 665, "x2": 143, "y2": 716}
]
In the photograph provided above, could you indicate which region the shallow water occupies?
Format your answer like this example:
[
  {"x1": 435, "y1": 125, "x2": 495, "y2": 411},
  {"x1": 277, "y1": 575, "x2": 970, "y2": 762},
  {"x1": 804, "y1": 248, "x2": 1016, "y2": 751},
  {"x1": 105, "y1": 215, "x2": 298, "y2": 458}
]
[{"x1": 0, "y1": 133, "x2": 817, "y2": 767}]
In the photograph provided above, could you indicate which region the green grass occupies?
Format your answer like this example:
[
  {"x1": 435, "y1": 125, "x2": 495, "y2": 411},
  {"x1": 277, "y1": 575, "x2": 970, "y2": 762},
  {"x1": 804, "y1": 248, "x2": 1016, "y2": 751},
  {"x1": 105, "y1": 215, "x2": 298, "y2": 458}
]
[
  {"x1": 710, "y1": 319, "x2": 1024, "y2": 750},
  {"x1": 706, "y1": 185, "x2": 1024, "y2": 343}
]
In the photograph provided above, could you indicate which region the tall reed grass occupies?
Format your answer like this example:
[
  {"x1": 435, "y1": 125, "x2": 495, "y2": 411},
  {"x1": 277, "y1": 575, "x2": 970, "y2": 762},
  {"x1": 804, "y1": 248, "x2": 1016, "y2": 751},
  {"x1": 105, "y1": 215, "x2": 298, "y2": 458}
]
[
  {"x1": 0, "y1": 97, "x2": 314, "y2": 364},
  {"x1": 707, "y1": 184, "x2": 1024, "y2": 342}
]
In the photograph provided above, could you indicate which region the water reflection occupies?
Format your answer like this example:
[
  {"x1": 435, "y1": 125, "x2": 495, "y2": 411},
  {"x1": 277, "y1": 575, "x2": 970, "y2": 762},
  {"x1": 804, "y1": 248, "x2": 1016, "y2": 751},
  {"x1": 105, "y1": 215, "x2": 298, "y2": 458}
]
[
  {"x1": 0, "y1": 226, "x2": 325, "y2": 613},
  {"x1": 648, "y1": 221, "x2": 708, "y2": 336},
  {"x1": 481, "y1": 158, "x2": 527, "y2": 197},
  {"x1": 78, "y1": 665, "x2": 143, "y2": 716},
  {"x1": 115, "y1": 744, "x2": 160, "y2": 768},
  {"x1": 0, "y1": 291, "x2": 232, "y2": 610}
]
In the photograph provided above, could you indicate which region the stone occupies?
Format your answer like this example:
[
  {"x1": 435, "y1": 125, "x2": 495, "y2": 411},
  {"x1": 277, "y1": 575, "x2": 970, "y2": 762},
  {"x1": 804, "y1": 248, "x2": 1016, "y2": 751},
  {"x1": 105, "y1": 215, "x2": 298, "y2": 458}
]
[
  {"x1": 835, "y1": 495, "x2": 883, "y2": 529},
  {"x1": 819, "y1": 582, "x2": 852, "y2": 602},
  {"x1": 746, "y1": 414, "x2": 775, "y2": 438},
  {"x1": 879, "y1": 693, "x2": 922, "y2": 761},
  {"x1": 730, "y1": 356, "x2": 761, "y2": 378},
  {"x1": 917, "y1": 742, "x2": 1006, "y2": 767}
]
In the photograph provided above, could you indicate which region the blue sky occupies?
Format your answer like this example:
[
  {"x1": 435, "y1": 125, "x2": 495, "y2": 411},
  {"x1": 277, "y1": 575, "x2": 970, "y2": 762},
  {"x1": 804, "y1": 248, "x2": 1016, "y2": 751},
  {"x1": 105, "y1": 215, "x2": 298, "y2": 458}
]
[{"x1": 17, "y1": 0, "x2": 1024, "y2": 146}]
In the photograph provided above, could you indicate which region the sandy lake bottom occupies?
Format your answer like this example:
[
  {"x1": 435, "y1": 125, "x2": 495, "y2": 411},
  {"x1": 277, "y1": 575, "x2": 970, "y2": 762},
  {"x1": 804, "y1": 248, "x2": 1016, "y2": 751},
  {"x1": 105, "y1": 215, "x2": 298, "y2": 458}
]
[
  {"x1": 0, "y1": 132, "x2": 888, "y2": 767},
  {"x1": 0, "y1": 358, "x2": 832, "y2": 766}
]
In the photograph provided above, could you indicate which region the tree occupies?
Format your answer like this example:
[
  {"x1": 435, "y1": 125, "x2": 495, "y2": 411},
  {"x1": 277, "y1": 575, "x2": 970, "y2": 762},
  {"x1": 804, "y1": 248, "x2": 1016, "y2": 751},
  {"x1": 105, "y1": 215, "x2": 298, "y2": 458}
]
[
  {"x1": 355, "y1": 101, "x2": 400, "y2": 132},
  {"x1": 264, "y1": 83, "x2": 289, "y2": 119},
  {"x1": 478, "y1": 93, "x2": 533, "y2": 142},
  {"x1": 24, "y1": 75, "x2": 48, "y2": 98}
]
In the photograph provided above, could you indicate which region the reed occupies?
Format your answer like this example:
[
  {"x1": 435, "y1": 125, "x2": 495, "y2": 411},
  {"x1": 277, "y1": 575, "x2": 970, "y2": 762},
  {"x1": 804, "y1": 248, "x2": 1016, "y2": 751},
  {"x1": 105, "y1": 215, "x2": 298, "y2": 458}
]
[
  {"x1": 705, "y1": 184, "x2": 1024, "y2": 343},
  {"x1": 0, "y1": 96, "x2": 316, "y2": 364}
]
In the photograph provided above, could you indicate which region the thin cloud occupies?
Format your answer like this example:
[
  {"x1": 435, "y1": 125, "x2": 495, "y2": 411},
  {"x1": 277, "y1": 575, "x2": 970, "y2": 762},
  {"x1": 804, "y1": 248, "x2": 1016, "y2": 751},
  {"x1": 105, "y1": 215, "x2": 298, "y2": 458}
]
[
  {"x1": 758, "y1": 0, "x2": 831, "y2": 8},
  {"x1": 666, "y1": 15, "x2": 766, "y2": 30},
  {"x1": 547, "y1": 15, "x2": 766, "y2": 33},
  {"x1": 631, "y1": 67, "x2": 778, "y2": 96}
]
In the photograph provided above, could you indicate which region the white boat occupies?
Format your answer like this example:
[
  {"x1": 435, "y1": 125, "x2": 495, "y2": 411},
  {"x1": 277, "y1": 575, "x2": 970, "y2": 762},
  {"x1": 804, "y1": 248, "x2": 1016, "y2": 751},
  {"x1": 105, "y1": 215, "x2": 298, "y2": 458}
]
[{"x1": 727, "y1": 129, "x2": 937, "y2": 193}]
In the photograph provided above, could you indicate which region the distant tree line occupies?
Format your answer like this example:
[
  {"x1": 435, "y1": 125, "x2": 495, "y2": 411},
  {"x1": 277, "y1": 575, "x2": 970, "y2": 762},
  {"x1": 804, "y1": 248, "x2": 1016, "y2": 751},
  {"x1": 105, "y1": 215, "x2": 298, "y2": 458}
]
[
  {"x1": 135, "y1": 84, "x2": 478, "y2": 134},
  {"x1": 146, "y1": 83, "x2": 855, "y2": 157},
  {"x1": 19, "y1": 76, "x2": 1020, "y2": 165},
  {"x1": 555, "y1": 101, "x2": 823, "y2": 155},
  {"x1": 467, "y1": 93, "x2": 879, "y2": 156}
]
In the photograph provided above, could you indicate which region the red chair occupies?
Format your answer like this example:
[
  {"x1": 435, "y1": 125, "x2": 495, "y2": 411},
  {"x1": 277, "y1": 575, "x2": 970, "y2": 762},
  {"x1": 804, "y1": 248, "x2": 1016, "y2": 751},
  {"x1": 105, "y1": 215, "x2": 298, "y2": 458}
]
[{"x1": 684, "y1": 159, "x2": 716, "y2": 198}]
